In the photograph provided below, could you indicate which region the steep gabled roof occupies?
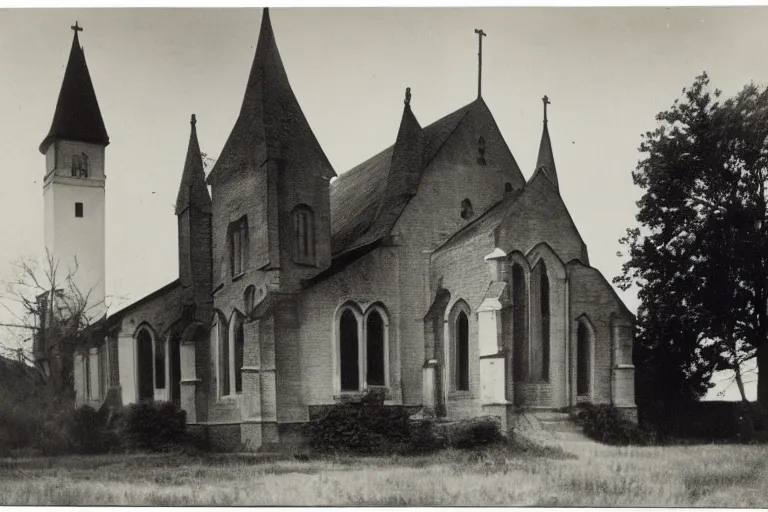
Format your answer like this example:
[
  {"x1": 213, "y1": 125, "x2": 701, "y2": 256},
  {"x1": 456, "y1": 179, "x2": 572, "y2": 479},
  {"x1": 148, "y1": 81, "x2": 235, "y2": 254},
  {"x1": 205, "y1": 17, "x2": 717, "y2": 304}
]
[
  {"x1": 39, "y1": 29, "x2": 109, "y2": 154},
  {"x1": 176, "y1": 115, "x2": 211, "y2": 215},
  {"x1": 206, "y1": 8, "x2": 335, "y2": 184},
  {"x1": 330, "y1": 99, "x2": 477, "y2": 256}
]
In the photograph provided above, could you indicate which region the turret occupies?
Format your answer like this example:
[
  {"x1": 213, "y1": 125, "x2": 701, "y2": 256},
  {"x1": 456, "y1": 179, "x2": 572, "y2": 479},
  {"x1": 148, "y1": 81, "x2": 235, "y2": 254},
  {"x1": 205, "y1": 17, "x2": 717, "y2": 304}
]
[{"x1": 176, "y1": 114, "x2": 212, "y2": 315}]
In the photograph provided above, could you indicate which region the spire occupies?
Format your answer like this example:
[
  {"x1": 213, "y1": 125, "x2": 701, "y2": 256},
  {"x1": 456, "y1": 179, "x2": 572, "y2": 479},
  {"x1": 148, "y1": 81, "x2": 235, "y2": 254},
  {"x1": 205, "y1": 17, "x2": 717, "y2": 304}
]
[
  {"x1": 39, "y1": 23, "x2": 109, "y2": 154},
  {"x1": 176, "y1": 114, "x2": 211, "y2": 215},
  {"x1": 207, "y1": 7, "x2": 335, "y2": 183},
  {"x1": 359, "y1": 87, "x2": 425, "y2": 244},
  {"x1": 535, "y1": 95, "x2": 558, "y2": 189}
]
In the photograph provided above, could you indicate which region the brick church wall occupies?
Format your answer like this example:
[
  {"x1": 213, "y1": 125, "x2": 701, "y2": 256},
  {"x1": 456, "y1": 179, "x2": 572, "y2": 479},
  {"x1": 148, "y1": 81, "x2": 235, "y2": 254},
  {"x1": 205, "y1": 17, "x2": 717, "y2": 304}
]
[
  {"x1": 387, "y1": 100, "x2": 525, "y2": 407},
  {"x1": 299, "y1": 246, "x2": 402, "y2": 405},
  {"x1": 567, "y1": 261, "x2": 634, "y2": 405},
  {"x1": 430, "y1": 232, "x2": 496, "y2": 419}
]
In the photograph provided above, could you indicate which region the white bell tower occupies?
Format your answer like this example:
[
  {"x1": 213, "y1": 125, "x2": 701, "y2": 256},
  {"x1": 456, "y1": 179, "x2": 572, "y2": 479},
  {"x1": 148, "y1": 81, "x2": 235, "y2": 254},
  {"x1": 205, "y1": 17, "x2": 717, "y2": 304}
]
[{"x1": 40, "y1": 22, "x2": 109, "y2": 321}]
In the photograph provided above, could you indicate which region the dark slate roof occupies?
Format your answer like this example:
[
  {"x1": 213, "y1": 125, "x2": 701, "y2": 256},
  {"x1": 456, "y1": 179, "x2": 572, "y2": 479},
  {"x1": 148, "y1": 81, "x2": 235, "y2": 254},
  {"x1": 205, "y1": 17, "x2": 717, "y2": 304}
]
[
  {"x1": 39, "y1": 31, "x2": 109, "y2": 154},
  {"x1": 176, "y1": 115, "x2": 212, "y2": 215},
  {"x1": 206, "y1": 8, "x2": 335, "y2": 185},
  {"x1": 535, "y1": 121, "x2": 558, "y2": 189},
  {"x1": 330, "y1": 99, "x2": 477, "y2": 256}
]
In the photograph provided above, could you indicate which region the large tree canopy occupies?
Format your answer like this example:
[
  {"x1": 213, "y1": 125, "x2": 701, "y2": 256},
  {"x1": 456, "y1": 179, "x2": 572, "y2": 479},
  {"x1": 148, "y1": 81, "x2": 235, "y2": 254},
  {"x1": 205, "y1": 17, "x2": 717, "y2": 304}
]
[{"x1": 617, "y1": 73, "x2": 768, "y2": 411}]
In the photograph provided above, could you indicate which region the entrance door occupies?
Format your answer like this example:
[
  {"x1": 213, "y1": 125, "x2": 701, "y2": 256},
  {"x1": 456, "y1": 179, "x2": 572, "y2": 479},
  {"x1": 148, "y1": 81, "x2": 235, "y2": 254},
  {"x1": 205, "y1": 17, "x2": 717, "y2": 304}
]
[{"x1": 136, "y1": 330, "x2": 154, "y2": 401}]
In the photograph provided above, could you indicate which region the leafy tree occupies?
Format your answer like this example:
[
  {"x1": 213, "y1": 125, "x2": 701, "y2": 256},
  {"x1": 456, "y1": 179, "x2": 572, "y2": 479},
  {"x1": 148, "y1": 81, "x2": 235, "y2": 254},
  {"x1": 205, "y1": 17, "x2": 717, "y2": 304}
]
[{"x1": 616, "y1": 73, "x2": 768, "y2": 412}]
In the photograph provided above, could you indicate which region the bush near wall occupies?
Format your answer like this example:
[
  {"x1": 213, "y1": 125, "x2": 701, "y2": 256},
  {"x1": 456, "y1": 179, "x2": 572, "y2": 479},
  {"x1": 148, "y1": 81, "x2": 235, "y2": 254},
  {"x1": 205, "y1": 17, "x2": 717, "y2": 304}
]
[
  {"x1": 120, "y1": 401, "x2": 187, "y2": 452},
  {"x1": 307, "y1": 392, "x2": 504, "y2": 455},
  {"x1": 571, "y1": 403, "x2": 655, "y2": 446}
]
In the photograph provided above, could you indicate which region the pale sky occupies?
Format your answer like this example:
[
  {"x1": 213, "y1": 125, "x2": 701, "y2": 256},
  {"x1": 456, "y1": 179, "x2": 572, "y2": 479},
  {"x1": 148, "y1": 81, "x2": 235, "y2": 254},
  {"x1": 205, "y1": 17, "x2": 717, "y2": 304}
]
[{"x1": 1, "y1": 5, "x2": 765, "y2": 399}]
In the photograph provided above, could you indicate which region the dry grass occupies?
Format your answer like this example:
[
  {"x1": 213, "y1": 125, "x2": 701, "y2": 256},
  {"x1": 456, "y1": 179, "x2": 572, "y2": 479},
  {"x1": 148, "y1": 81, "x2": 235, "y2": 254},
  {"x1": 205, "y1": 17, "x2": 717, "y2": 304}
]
[{"x1": 1, "y1": 442, "x2": 767, "y2": 506}]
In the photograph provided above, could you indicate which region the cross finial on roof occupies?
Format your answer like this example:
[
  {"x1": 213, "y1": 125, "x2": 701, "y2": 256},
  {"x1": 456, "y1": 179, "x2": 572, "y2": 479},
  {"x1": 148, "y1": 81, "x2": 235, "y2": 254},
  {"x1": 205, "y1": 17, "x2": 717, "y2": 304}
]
[
  {"x1": 191, "y1": 113, "x2": 197, "y2": 126},
  {"x1": 542, "y1": 95, "x2": 551, "y2": 123},
  {"x1": 404, "y1": 87, "x2": 411, "y2": 106},
  {"x1": 71, "y1": 21, "x2": 83, "y2": 33},
  {"x1": 474, "y1": 29, "x2": 487, "y2": 99}
]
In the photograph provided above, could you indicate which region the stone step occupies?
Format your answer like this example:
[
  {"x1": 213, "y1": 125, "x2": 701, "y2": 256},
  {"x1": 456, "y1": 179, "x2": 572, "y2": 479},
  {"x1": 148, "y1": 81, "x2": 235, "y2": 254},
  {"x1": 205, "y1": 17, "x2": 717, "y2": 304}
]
[
  {"x1": 529, "y1": 410, "x2": 571, "y2": 422},
  {"x1": 540, "y1": 420, "x2": 583, "y2": 434}
]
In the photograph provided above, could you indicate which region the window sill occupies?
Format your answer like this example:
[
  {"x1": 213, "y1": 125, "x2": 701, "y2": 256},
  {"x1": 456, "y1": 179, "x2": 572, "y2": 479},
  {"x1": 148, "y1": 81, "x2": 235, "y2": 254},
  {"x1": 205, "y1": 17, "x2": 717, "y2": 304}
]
[
  {"x1": 293, "y1": 259, "x2": 317, "y2": 268},
  {"x1": 231, "y1": 272, "x2": 245, "y2": 282}
]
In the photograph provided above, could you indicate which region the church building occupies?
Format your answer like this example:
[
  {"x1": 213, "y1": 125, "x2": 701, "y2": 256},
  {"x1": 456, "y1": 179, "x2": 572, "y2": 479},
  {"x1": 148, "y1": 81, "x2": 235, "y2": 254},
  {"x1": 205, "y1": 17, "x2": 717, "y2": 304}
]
[{"x1": 38, "y1": 9, "x2": 636, "y2": 450}]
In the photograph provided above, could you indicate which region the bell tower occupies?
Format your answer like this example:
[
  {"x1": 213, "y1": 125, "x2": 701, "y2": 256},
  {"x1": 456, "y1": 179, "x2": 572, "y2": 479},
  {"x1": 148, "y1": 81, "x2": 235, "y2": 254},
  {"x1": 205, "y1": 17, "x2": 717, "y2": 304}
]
[{"x1": 40, "y1": 22, "x2": 110, "y2": 320}]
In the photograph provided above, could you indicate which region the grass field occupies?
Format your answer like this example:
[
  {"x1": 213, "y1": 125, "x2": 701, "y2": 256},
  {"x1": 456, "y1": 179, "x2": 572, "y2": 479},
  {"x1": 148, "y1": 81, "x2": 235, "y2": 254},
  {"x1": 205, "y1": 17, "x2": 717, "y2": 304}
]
[{"x1": 1, "y1": 440, "x2": 767, "y2": 506}]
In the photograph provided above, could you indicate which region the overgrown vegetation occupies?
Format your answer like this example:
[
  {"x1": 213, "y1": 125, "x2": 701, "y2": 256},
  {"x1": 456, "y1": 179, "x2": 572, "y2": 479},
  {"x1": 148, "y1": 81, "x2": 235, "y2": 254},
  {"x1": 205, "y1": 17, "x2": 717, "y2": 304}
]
[
  {"x1": 571, "y1": 403, "x2": 655, "y2": 446},
  {"x1": 0, "y1": 396, "x2": 192, "y2": 457},
  {"x1": 121, "y1": 401, "x2": 187, "y2": 452},
  {"x1": 306, "y1": 391, "x2": 504, "y2": 455},
  {"x1": 2, "y1": 443, "x2": 768, "y2": 506}
]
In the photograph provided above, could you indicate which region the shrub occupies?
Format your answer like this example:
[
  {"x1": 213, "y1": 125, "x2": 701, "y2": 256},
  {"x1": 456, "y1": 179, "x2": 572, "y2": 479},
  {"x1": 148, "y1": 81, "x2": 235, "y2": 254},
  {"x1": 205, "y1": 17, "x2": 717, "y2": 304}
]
[
  {"x1": 573, "y1": 402, "x2": 653, "y2": 446},
  {"x1": 69, "y1": 405, "x2": 115, "y2": 455},
  {"x1": 121, "y1": 401, "x2": 187, "y2": 452},
  {"x1": 402, "y1": 419, "x2": 447, "y2": 455},
  {"x1": 307, "y1": 391, "x2": 445, "y2": 455},
  {"x1": 307, "y1": 401, "x2": 411, "y2": 454},
  {"x1": 440, "y1": 416, "x2": 505, "y2": 449}
]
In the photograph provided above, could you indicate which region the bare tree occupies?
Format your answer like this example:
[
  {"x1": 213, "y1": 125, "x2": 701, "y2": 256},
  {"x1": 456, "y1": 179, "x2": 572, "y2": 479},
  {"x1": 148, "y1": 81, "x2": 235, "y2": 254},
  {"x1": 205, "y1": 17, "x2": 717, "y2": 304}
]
[{"x1": 0, "y1": 249, "x2": 105, "y2": 394}]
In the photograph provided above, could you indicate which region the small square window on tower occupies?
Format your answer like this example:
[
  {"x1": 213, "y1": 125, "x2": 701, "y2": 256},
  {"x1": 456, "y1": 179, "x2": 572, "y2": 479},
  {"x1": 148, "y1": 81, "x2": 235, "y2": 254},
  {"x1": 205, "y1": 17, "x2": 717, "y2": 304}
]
[{"x1": 75, "y1": 202, "x2": 83, "y2": 218}]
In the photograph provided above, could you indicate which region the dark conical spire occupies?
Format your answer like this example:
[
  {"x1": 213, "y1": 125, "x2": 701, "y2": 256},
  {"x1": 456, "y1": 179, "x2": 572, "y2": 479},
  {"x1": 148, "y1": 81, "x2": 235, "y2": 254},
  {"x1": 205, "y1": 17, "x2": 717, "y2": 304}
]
[
  {"x1": 207, "y1": 7, "x2": 335, "y2": 183},
  {"x1": 176, "y1": 114, "x2": 211, "y2": 215},
  {"x1": 39, "y1": 24, "x2": 109, "y2": 154},
  {"x1": 535, "y1": 95, "x2": 558, "y2": 189},
  {"x1": 354, "y1": 88, "x2": 425, "y2": 248}
]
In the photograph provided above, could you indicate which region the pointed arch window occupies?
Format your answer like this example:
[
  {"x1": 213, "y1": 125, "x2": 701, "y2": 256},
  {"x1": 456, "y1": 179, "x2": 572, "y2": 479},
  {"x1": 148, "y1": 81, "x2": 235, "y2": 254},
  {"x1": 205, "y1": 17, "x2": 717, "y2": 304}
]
[
  {"x1": 215, "y1": 313, "x2": 230, "y2": 396},
  {"x1": 154, "y1": 334, "x2": 166, "y2": 390},
  {"x1": 531, "y1": 260, "x2": 550, "y2": 382},
  {"x1": 230, "y1": 217, "x2": 248, "y2": 278},
  {"x1": 233, "y1": 312, "x2": 244, "y2": 393},
  {"x1": 339, "y1": 309, "x2": 359, "y2": 392},
  {"x1": 449, "y1": 301, "x2": 472, "y2": 392},
  {"x1": 576, "y1": 319, "x2": 592, "y2": 397},
  {"x1": 511, "y1": 263, "x2": 528, "y2": 382},
  {"x1": 292, "y1": 205, "x2": 315, "y2": 266},
  {"x1": 337, "y1": 304, "x2": 390, "y2": 393}
]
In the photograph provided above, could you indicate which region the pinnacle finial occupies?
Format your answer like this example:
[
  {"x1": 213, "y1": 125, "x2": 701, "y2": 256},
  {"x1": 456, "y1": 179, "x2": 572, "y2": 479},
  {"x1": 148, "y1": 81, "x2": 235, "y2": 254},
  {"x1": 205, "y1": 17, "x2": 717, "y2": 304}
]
[
  {"x1": 191, "y1": 114, "x2": 197, "y2": 126},
  {"x1": 542, "y1": 95, "x2": 551, "y2": 123},
  {"x1": 404, "y1": 87, "x2": 411, "y2": 106}
]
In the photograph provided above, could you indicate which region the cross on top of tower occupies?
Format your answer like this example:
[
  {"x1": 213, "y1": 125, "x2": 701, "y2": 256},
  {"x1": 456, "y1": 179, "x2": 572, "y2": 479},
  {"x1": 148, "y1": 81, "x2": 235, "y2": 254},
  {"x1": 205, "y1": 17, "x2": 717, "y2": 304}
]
[
  {"x1": 542, "y1": 95, "x2": 551, "y2": 123},
  {"x1": 71, "y1": 21, "x2": 83, "y2": 33},
  {"x1": 474, "y1": 28, "x2": 487, "y2": 99}
]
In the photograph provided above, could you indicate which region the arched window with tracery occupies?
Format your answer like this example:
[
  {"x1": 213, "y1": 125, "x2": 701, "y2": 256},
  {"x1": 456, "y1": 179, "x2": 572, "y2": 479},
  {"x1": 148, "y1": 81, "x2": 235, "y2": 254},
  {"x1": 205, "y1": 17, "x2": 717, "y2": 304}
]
[{"x1": 336, "y1": 304, "x2": 390, "y2": 393}]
